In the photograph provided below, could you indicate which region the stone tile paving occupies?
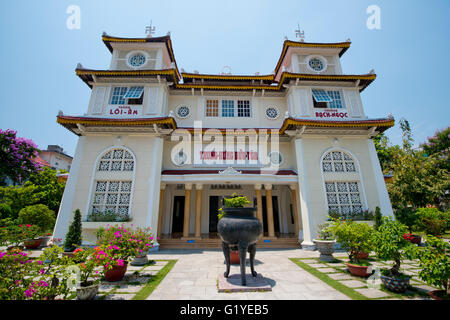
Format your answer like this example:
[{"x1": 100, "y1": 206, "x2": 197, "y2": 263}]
[
  {"x1": 292, "y1": 255, "x2": 438, "y2": 300},
  {"x1": 147, "y1": 248, "x2": 350, "y2": 300},
  {"x1": 96, "y1": 260, "x2": 170, "y2": 300}
]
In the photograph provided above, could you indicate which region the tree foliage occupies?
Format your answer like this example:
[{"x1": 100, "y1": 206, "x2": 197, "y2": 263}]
[
  {"x1": 0, "y1": 129, "x2": 41, "y2": 185},
  {"x1": 63, "y1": 209, "x2": 82, "y2": 252}
]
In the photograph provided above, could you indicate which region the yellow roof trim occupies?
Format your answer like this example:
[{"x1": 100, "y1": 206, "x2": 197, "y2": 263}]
[
  {"x1": 279, "y1": 118, "x2": 394, "y2": 134},
  {"x1": 57, "y1": 116, "x2": 177, "y2": 129}
]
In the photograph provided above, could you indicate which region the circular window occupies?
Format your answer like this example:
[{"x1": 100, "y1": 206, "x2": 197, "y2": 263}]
[
  {"x1": 268, "y1": 151, "x2": 283, "y2": 166},
  {"x1": 265, "y1": 107, "x2": 279, "y2": 120},
  {"x1": 176, "y1": 105, "x2": 190, "y2": 119},
  {"x1": 173, "y1": 150, "x2": 187, "y2": 166},
  {"x1": 308, "y1": 58, "x2": 324, "y2": 72},
  {"x1": 128, "y1": 53, "x2": 147, "y2": 68}
]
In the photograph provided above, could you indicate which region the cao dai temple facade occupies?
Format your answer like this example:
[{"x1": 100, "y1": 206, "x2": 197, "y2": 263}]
[{"x1": 53, "y1": 32, "x2": 395, "y2": 250}]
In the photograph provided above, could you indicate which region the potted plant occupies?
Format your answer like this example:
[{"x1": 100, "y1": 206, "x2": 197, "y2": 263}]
[
  {"x1": 18, "y1": 204, "x2": 56, "y2": 247},
  {"x1": 313, "y1": 222, "x2": 336, "y2": 262},
  {"x1": 372, "y1": 217, "x2": 417, "y2": 293},
  {"x1": 95, "y1": 224, "x2": 141, "y2": 281},
  {"x1": 21, "y1": 224, "x2": 43, "y2": 249},
  {"x1": 329, "y1": 218, "x2": 374, "y2": 277},
  {"x1": 71, "y1": 247, "x2": 103, "y2": 300},
  {"x1": 130, "y1": 226, "x2": 155, "y2": 266},
  {"x1": 218, "y1": 194, "x2": 253, "y2": 265},
  {"x1": 416, "y1": 235, "x2": 449, "y2": 300},
  {"x1": 63, "y1": 209, "x2": 82, "y2": 257}
]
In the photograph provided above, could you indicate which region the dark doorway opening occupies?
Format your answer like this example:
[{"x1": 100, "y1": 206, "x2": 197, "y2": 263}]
[
  {"x1": 262, "y1": 196, "x2": 280, "y2": 235},
  {"x1": 209, "y1": 196, "x2": 219, "y2": 233},
  {"x1": 171, "y1": 196, "x2": 185, "y2": 234}
]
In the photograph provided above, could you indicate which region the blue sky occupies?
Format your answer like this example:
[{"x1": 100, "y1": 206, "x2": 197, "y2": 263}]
[{"x1": 0, "y1": 0, "x2": 449, "y2": 156}]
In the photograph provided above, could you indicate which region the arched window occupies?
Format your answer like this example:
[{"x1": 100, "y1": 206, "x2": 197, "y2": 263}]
[
  {"x1": 88, "y1": 147, "x2": 135, "y2": 221},
  {"x1": 321, "y1": 149, "x2": 365, "y2": 217}
]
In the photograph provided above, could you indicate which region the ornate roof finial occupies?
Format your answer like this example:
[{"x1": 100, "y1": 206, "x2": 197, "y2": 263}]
[
  {"x1": 295, "y1": 22, "x2": 305, "y2": 42},
  {"x1": 145, "y1": 21, "x2": 155, "y2": 38}
]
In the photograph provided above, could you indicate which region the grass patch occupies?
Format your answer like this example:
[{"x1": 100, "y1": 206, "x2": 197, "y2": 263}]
[
  {"x1": 292, "y1": 257, "x2": 433, "y2": 300},
  {"x1": 132, "y1": 259, "x2": 177, "y2": 300},
  {"x1": 290, "y1": 258, "x2": 370, "y2": 300}
]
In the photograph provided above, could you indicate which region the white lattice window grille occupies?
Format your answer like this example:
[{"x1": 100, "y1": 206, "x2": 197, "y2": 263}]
[
  {"x1": 91, "y1": 180, "x2": 132, "y2": 216},
  {"x1": 325, "y1": 181, "x2": 362, "y2": 216},
  {"x1": 322, "y1": 151, "x2": 356, "y2": 173},
  {"x1": 98, "y1": 149, "x2": 134, "y2": 172}
]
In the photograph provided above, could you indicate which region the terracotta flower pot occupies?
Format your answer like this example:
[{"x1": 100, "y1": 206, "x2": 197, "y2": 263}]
[
  {"x1": 346, "y1": 262, "x2": 372, "y2": 277},
  {"x1": 380, "y1": 275, "x2": 411, "y2": 293},
  {"x1": 104, "y1": 262, "x2": 128, "y2": 282},
  {"x1": 230, "y1": 250, "x2": 240, "y2": 265},
  {"x1": 24, "y1": 238, "x2": 43, "y2": 250},
  {"x1": 76, "y1": 282, "x2": 99, "y2": 300}
]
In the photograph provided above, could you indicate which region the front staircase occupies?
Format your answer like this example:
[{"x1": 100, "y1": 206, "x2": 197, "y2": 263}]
[{"x1": 158, "y1": 236, "x2": 300, "y2": 250}]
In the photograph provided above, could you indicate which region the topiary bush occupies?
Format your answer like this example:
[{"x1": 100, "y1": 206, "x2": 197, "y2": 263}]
[
  {"x1": 18, "y1": 204, "x2": 56, "y2": 233},
  {"x1": 63, "y1": 209, "x2": 82, "y2": 252},
  {"x1": 373, "y1": 206, "x2": 382, "y2": 230}
]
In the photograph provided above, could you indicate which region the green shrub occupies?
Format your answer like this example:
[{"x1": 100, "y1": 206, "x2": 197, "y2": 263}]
[
  {"x1": 415, "y1": 207, "x2": 449, "y2": 236},
  {"x1": 328, "y1": 219, "x2": 374, "y2": 263},
  {"x1": 372, "y1": 217, "x2": 416, "y2": 277},
  {"x1": 374, "y1": 207, "x2": 383, "y2": 230},
  {"x1": 18, "y1": 204, "x2": 56, "y2": 233},
  {"x1": 417, "y1": 235, "x2": 450, "y2": 296},
  {"x1": 0, "y1": 203, "x2": 12, "y2": 219},
  {"x1": 393, "y1": 206, "x2": 418, "y2": 232},
  {"x1": 63, "y1": 209, "x2": 82, "y2": 252}
]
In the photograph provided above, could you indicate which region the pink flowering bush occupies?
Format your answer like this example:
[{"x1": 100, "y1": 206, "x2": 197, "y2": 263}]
[
  {"x1": 94, "y1": 224, "x2": 156, "y2": 269},
  {"x1": 72, "y1": 247, "x2": 104, "y2": 286},
  {"x1": 0, "y1": 129, "x2": 41, "y2": 185},
  {"x1": 0, "y1": 245, "x2": 72, "y2": 300}
]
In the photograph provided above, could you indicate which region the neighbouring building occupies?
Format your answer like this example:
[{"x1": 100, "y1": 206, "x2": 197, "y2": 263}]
[
  {"x1": 53, "y1": 32, "x2": 394, "y2": 250},
  {"x1": 40, "y1": 145, "x2": 73, "y2": 172}
]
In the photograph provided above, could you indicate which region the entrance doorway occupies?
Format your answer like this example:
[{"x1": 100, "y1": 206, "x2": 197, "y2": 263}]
[
  {"x1": 209, "y1": 196, "x2": 219, "y2": 233},
  {"x1": 262, "y1": 196, "x2": 280, "y2": 235},
  {"x1": 171, "y1": 196, "x2": 185, "y2": 234}
]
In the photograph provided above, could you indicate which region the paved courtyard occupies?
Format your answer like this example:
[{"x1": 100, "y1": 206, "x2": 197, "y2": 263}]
[{"x1": 146, "y1": 248, "x2": 350, "y2": 300}]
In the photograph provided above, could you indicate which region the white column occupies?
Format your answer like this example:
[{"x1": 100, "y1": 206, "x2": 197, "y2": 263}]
[
  {"x1": 53, "y1": 136, "x2": 86, "y2": 240},
  {"x1": 367, "y1": 139, "x2": 394, "y2": 217},
  {"x1": 146, "y1": 137, "x2": 165, "y2": 231},
  {"x1": 294, "y1": 138, "x2": 316, "y2": 250}
]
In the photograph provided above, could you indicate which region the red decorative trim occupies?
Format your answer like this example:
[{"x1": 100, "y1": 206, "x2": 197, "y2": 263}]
[{"x1": 161, "y1": 169, "x2": 297, "y2": 176}]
